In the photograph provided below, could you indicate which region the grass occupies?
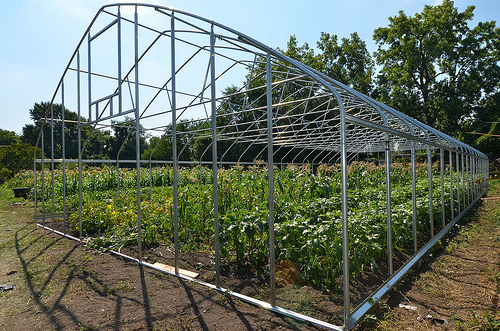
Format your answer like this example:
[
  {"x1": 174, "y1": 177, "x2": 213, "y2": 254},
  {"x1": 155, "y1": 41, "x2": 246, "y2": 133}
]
[
  {"x1": 414, "y1": 272, "x2": 449, "y2": 297},
  {"x1": 114, "y1": 280, "x2": 134, "y2": 293},
  {"x1": 0, "y1": 188, "x2": 112, "y2": 330},
  {"x1": 0, "y1": 190, "x2": 37, "y2": 323}
]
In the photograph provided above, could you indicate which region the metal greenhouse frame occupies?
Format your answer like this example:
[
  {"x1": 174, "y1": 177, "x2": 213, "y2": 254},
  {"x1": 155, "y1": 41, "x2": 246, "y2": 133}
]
[{"x1": 33, "y1": 4, "x2": 489, "y2": 330}]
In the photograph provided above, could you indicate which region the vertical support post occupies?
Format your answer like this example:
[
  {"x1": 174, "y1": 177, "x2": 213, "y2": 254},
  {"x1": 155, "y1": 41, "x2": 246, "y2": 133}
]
[
  {"x1": 469, "y1": 155, "x2": 475, "y2": 201},
  {"x1": 478, "y1": 159, "x2": 481, "y2": 193},
  {"x1": 465, "y1": 155, "x2": 468, "y2": 204},
  {"x1": 466, "y1": 155, "x2": 471, "y2": 205},
  {"x1": 385, "y1": 136, "x2": 393, "y2": 276},
  {"x1": 339, "y1": 98, "x2": 350, "y2": 327},
  {"x1": 470, "y1": 158, "x2": 474, "y2": 199},
  {"x1": 471, "y1": 157, "x2": 475, "y2": 199},
  {"x1": 482, "y1": 159, "x2": 485, "y2": 193},
  {"x1": 87, "y1": 33, "x2": 92, "y2": 122},
  {"x1": 62, "y1": 81, "x2": 67, "y2": 235},
  {"x1": 440, "y1": 148, "x2": 445, "y2": 227},
  {"x1": 34, "y1": 150, "x2": 37, "y2": 225},
  {"x1": 77, "y1": 50, "x2": 83, "y2": 239},
  {"x1": 478, "y1": 159, "x2": 481, "y2": 194},
  {"x1": 478, "y1": 158, "x2": 480, "y2": 196},
  {"x1": 484, "y1": 160, "x2": 487, "y2": 192},
  {"x1": 456, "y1": 151, "x2": 460, "y2": 214},
  {"x1": 461, "y1": 152, "x2": 465, "y2": 207},
  {"x1": 134, "y1": 6, "x2": 142, "y2": 262},
  {"x1": 474, "y1": 157, "x2": 477, "y2": 199},
  {"x1": 266, "y1": 52, "x2": 276, "y2": 307},
  {"x1": 476, "y1": 158, "x2": 479, "y2": 197},
  {"x1": 483, "y1": 160, "x2": 489, "y2": 193},
  {"x1": 485, "y1": 159, "x2": 488, "y2": 192},
  {"x1": 117, "y1": 160, "x2": 121, "y2": 196},
  {"x1": 50, "y1": 104, "x2": 55, "y2": 230},
  {"x1": 481, "y1": 159, "x2": 487, "y2": 195},
  {"x1": 474, "y1": 156, "x2": 480, "y2": 198},
  {"x1": 484, "y1": 160, "x2": 486, "y2": 192},
  {"x1": 411, "y1": 143, "x2": 417, "y2": 254},
  {"x1": 449, "y1": 150, "x2": 454, "y2": 220},
  {"x1": 171, "y1": 12, "x2": 180, "y2": 274},
  {"x1": 149, "y1": 160, "x2": 153, "y2": 199},
  {"x1": 427, "y1": 147, "x2": 433, "y2": 237},
  {"x1": 210, "y1": 23, "x2": 220, "y2": 288},
  {"x1": 118, "y1": 5, "x2": 122, "y2": 114},
  {"x1": 483, "y1": 159, "x2": 486, "y2": 192},
  {"x1": 476, "y1": 158, "x2": 483, "y2": 193},
  {"x1": 483, "y1": 160, "x2": 490, "y2": 193},
  {"x1": 476, "y1": 157, "x2": 483, "y2": 197},
  {"x1": 479, "y1": 159, "x2": 486, "y2": 195},
  {"x1": 42, "y1": 130, "x2": 45, "y2": 227}
]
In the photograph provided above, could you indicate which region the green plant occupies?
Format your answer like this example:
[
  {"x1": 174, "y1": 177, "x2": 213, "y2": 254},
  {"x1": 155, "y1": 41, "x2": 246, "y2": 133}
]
[{"x1": 6, "y1": 162, "x2": 474, "y2": 288}]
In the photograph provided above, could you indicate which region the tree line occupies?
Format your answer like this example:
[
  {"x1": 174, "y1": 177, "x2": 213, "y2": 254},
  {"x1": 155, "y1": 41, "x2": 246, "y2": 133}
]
[
  {"x1": 1, "y1": 0, "x2": 499, "y2": 183},
  {"x1": 280, "y1": 1, "x2": 500, "y2": 157}
]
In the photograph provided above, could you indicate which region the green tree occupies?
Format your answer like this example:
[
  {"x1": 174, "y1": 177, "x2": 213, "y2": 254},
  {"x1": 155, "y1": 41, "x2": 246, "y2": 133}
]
[
  {"x1": 142, "y1": 119, "x2": 212, "y2": 162},
  {"x1": 279, "y1": 33, "x2": 375, "y2": 95},
  {"x1": 0, "y1": 143, "x2": 39, "y2": 184},
  {"x1": 109, "y1": 117, "x2": 149, "y2": 163},
  {"x1": 0, "y1": 129, "x2": 20, "y2": 146},
  {"x1": 0, "y1": 129, "x2": 23, "y2": 183},
  {"x1": 373, "y1": 0, "x2": 500, "y2": 134},
  {"x1": 280, "y1": 35, "x2": 321, "y2": 70},
  {"x1": 22, "y1": 102, "x2": 79, "y2": 157},
  {"x1": 461, "y1": 91, "x2": 500, "y2": 166},
  {"x1": 317, "y1": 32, "x2": 375, "y2": 94},
  {"x1": 21, "y1": 102, "x2": 113, "y2": 160}
]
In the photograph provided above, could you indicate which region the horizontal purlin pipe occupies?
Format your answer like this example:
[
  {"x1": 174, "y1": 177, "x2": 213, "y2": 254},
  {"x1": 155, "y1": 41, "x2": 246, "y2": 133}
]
[{"x1": 345, "y1": 115, "x2": 477, "y2": 157}]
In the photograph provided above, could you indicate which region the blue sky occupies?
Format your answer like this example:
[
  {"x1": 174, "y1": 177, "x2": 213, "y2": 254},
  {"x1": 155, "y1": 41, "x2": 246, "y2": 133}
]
[{"x1": 1, "y1": 0, "x2": 498, "y2": 134}]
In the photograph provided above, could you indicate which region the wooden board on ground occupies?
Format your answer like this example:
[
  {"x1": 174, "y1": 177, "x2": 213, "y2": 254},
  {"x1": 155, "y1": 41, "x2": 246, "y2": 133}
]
[{"x1": 152, "y1": 262, "x2": 199, "y2": 278}]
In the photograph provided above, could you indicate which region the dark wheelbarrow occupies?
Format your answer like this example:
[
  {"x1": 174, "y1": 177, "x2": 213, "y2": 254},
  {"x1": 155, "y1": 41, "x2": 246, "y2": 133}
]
[{"x1": 12, "y1": 187, "x2": 29, "y2": 199}]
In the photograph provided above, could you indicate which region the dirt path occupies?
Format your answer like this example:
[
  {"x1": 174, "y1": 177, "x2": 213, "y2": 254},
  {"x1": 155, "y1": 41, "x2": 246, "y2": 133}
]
[{"x1": 358, "y1": 180, "x2": 500, "y2": 330}]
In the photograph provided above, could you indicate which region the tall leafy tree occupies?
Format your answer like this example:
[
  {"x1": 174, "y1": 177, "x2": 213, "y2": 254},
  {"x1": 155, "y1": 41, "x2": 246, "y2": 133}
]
[
  {"x1": 280, "y1": 35, "x2": 321, "y2": 70},
  {"x1": 141, "y1": 119, "x2": 199, "y2": 162},
  {"x1": 0, "y1": 128, "x2": 29, "y2": 183},
  {"x1": 109, "y1": 117, "x2": 148, "y2": 162},
  {"x1": 0, "y1": 143, "x2": 38, "y2": 184},
  {"x1": 317, "y1": 32, "x2": 375, "y2": 95},
  {"x1": 0, "y1": 129, "x2": 20, "y2": 146},
  {"x1": 280, "y1": 33, "x2": 375, "y2": 95},
  {"x1": 21, "y1": 102, "x2": 116, "y2": 159},
  {"x1": 461, "y1": 91, "x2": 500, "y2": 164},
  {"x1": 373, "y1": 0, "x2": 500, "y2": 134},
  {"x1": 21, "y1": 102, "x2": 113, "y2": 159},
  {"x1": 21, "y1": 102, "x2": 77, "y2": 158}
]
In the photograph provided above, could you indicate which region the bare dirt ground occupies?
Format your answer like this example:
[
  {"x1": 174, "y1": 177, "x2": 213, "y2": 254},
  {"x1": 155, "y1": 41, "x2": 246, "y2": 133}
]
[{"x1": 1, "y1": 182, "x2": 499, "y2": 331}]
